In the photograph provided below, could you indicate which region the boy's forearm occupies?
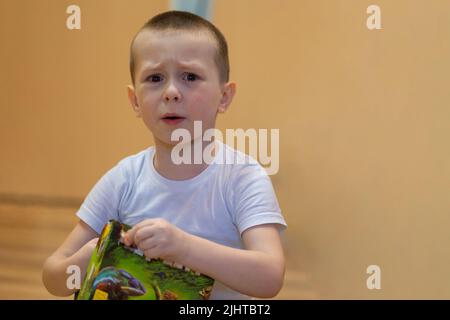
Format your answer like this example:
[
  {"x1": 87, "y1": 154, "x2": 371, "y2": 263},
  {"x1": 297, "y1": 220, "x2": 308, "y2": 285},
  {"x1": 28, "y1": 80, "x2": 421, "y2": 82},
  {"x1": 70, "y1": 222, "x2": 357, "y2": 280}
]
[
  {"x1": 179, "y1": 234, "x2": 285, "y2": 298},
  {"x1": 42, "y1": 250, "x2": 89, "y2": 297}
]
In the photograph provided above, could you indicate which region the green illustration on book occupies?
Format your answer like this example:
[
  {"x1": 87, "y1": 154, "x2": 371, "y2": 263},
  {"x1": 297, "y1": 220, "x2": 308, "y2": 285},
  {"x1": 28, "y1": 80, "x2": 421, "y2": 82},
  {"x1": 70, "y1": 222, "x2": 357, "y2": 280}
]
[{"x1": 77, "y1": 220, "x2": 214, "y2": 300}]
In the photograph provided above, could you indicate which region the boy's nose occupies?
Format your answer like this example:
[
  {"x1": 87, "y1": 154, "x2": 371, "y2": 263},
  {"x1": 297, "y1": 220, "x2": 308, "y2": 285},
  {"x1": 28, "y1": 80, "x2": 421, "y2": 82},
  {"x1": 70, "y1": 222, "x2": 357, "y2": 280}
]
[
  {"x1": 164, "y1": 82, "x2": 181, "y2": 102},
  {"x1": 165, "y1": 95, "x2": 179, "y2": 102}
]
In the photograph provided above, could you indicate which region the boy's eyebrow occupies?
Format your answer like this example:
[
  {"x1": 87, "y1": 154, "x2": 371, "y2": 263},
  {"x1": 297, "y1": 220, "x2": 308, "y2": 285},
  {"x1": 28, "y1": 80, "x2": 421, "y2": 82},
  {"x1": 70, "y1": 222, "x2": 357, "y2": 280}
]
[{"x1": 141, "y1": 61, "x2": 206, "y2": 73}]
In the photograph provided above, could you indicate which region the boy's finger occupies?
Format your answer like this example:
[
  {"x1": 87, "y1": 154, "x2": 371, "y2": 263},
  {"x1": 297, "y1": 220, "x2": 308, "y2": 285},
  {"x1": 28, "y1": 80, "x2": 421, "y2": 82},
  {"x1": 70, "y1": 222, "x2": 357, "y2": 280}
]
[
  {"x1": 124, "y1": 225, "x2": 146, "y2": 246},
  {"x1": 124, "y1": 219, "x2": 155, "y2": 246},
  {"x1": 134, "y1": 225, "x2": 158, "y2": 246},
  {"x1": 138, "y1": 237, "x2": 157, "y2": 252},
  {"x1": 124, "y1": 228, "x2": 136, "y2": 246},
  {"x1": 143, "y1": 248, "x2": 160, "y2": 260},
  {"x1": 134, "y1": 219, "x2": 157, "y2": 230}
]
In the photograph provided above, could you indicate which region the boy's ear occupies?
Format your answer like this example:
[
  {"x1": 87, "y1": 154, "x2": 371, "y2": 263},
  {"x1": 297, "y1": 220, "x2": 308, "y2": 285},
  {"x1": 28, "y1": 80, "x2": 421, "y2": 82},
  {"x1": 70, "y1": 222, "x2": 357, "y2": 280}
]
[
  {"x1": 127, "y1": 85, "x2": 142, "y2": 118},
  {"x1": 218, "y1": 81, "x2": 236, "y2": 114}
]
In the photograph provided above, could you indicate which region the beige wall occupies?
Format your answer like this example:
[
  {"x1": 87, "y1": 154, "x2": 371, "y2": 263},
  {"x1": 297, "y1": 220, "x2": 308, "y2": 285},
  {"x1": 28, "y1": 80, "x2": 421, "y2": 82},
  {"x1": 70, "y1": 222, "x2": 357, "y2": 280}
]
[{"x1": 1, "y1": 0, "x2": 449, "y2": 298}]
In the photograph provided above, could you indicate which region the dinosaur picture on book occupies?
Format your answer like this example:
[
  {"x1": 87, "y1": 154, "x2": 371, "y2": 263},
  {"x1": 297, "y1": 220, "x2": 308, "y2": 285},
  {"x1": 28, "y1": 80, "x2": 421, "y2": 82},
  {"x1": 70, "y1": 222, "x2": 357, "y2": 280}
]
[{"x1": 77, "y1": 220, "x2": 214, "y2": 300}]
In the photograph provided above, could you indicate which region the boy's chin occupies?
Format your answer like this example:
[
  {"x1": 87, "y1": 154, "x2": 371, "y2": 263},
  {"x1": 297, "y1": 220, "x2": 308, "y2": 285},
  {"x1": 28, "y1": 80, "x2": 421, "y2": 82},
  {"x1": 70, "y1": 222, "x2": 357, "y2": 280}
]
[
  {"x1": 153, "y1": 134, "x2": 192, "y2": 148},
  {"x1": 153, "y1": 128, "x2": 203, "y2": 148}
]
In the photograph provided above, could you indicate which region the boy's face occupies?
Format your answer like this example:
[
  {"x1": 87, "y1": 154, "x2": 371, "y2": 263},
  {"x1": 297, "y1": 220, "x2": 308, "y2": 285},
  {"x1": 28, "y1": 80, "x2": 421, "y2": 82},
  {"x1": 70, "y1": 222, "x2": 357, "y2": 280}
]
[{"x1": 128, "y1": 29, "x2": 235, "y2": 147}]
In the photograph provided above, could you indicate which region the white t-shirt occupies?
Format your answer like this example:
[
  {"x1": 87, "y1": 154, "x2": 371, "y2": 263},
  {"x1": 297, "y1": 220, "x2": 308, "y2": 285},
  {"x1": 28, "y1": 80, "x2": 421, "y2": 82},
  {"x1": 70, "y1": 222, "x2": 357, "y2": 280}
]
[{"x1": 76, "y1": 140, "x2": 287, "y2": 299}]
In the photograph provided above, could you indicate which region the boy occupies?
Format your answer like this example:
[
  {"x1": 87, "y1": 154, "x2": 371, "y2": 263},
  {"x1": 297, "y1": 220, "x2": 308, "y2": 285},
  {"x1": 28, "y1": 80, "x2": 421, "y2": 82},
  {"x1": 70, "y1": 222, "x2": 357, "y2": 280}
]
[{"x1": 43, "y1": 11, "x2": 287, "y2": 299}]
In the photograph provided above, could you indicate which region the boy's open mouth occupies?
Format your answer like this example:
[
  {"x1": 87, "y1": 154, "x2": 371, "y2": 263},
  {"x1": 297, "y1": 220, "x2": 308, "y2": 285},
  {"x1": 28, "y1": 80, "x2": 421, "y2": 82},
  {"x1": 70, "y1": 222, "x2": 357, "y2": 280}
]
[{"x1": 161, "y1": 113, "x2": 186, "y2": 124}]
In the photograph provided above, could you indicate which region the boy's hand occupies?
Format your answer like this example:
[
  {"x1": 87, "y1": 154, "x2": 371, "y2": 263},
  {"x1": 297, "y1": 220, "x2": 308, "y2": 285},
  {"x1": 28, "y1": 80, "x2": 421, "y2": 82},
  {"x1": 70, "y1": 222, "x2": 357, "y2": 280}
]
[
  {"x1": 123, "y1": 219, "x2": 189, "y2": 262},
  {"x1": 79, "y1": 238, "x2": 99, "y2": 261},
  {"x1": 70, "y1": 237, "x2": 98, "y2": 277}
]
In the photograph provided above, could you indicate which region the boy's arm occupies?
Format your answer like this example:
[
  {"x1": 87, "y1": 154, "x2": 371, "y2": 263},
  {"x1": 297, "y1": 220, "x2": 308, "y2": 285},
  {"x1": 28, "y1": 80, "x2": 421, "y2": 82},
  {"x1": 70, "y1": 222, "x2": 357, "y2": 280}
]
[
  {"x1": 181, "y1": 223, "x2": 285, "y2": 298},
  {"x1": 42, "y1": 220, "x2": 99, "y2": 297},
  {"x1": 125, "y1": 220, "x2": 285, "y2": 298}
]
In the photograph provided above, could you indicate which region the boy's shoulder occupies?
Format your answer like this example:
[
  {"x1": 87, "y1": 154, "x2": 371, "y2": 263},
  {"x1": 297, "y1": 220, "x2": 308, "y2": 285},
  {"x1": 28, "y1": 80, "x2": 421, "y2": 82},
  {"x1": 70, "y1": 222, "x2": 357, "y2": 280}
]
[
  {"x1": 220, "y1": 142, "x2": 248, "y2": 161},
  {"x1": 219, "y1": 142, "x2": 264, "y2": 171},
  {"x1": 215, "y1": 142, "x2": 271, "y2": 188}
]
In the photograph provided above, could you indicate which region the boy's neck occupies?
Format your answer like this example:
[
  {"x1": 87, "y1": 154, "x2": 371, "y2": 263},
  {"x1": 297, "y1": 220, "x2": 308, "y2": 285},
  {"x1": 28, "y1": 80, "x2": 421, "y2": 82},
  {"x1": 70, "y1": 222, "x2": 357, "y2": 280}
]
[{"x1": 153, "y1": 138, "x2": 217, "y2": 181}]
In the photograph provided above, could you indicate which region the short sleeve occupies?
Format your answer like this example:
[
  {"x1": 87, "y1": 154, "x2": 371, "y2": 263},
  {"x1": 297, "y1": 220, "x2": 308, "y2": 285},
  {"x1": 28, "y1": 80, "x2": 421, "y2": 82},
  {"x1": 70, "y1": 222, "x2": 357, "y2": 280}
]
[
  {"x1": 228, "y1": 162, "x2": 287, "y2": 235},
  {"x1": 76, "y1": 163, "x2": 130, "y2": 234}
]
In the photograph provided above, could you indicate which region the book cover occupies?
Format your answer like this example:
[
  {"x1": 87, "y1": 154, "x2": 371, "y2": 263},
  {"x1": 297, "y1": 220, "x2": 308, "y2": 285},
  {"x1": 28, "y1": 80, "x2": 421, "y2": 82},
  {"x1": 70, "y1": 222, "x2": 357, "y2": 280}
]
[{"x1": 77, "y1": 220, "x2": 214, "y2": 300}]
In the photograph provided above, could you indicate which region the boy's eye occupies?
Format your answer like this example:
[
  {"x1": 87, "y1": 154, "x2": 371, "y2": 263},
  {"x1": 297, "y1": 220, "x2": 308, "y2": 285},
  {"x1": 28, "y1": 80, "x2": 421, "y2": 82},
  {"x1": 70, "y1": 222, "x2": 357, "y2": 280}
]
[
  {"x1": 183, "y1": 73, "x2": 199, "y2": 82},
  {"x1": 147, "y1": 74, "x2": 163, "y2": 82}
]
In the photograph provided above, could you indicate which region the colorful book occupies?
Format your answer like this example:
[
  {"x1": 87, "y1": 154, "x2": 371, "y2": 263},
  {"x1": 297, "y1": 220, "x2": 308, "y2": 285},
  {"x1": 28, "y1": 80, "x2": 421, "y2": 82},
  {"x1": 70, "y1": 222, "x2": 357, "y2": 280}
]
[{"x1": 77, "y1": 220, "x2": 214, "y2": 300}]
